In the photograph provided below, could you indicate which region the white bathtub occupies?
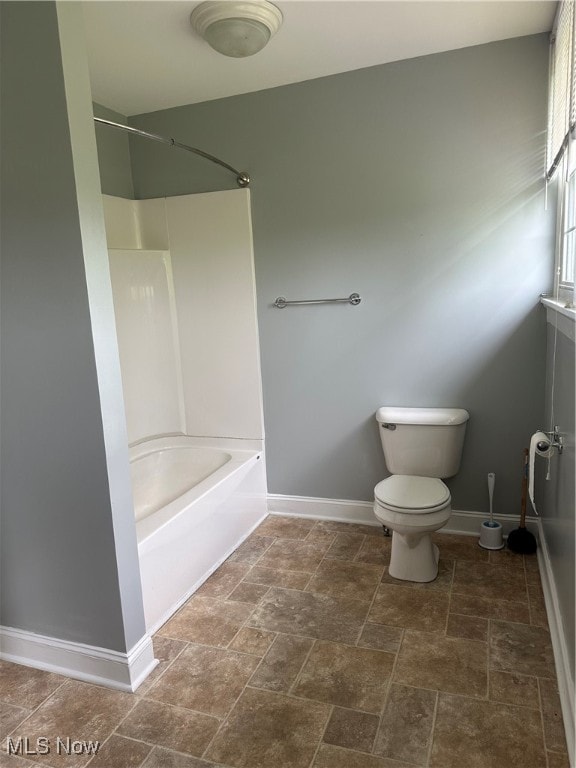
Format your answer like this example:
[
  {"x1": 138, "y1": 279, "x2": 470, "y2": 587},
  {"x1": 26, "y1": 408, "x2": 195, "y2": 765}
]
[{"x1": 131, "y1": 436, "x2": 267, "y2": 632}]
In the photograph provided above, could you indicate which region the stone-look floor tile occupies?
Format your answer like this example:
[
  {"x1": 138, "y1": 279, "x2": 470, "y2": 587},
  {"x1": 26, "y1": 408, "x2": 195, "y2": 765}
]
[
  {"x1": 524, "y1": 553, "x2": 540, "y2": 572},
  {"x1": 323, "y1": 533, "x2": 366, "y2": 561},
  {"x1": 369, "y1": 585, "x2": 449, "y2": 632},
  {"x1": 0, "y1": 754, "x2": 43, "y2": 767},
  {"x1": 490, "y1": 620, "x2": 556, "y2": 679},
  {"x1": 322, "y1": 707, "x2": 379, "y2": 753},
  {"x1": 373, "y1": 683, "x2": 437, "y2": 766},
  {"x1": 1, "y1": 703, "x2": 31, "y2": 739},
  {"x1": 227, "y1": 582, "x2": 270, "y2": 604},
  {"x1": 394, "y1": 630, "x2": 488, "y2": 697},
  {"x1": 255, "y1": 516, "x2": 316, "y2": 540},
  {"x1": 528, "y1": 580, "x2": 545, "y2": 601},
  {"x1": 205, "y1": 687, "x2": 331, "y2": 768},
  {"x1": 539, "y1": 678, "x2": 569, "y2": 753},
  {"x1": 157, "y1": 597, "x2": 253, "y2": 647},
  {"x1": 489, "y1": 670, "x2": 540, "y2": 709},
  {"x1": 525, "y1": 567, "x2": 543, "y2": 587},
  {"x1": 453, "y1": 560, "x2": 528, "y2": 602},
  {"x1": 357, "y1": 624, "x2": 403, "y2": 653},
  {"x1": 312, "y1": 744, "x2": 416, "y2": 768},
  {"x1": 228, "y1": 627, "x2": 276, "y2": 657},
  {"x1": 488, "y1": 548, "x2": 526, "y2": 567},
  {"x1": 293, "y1": 640, "x2": 395, "y2": 712},
  {"x1": 117, "y1": 699, "x2": 219, "y2": 756},
  {"x1": 380, "y1": 560, "x2": 453, "y2": 592},
  {"x1": 432, "y1": 532, "x2": 489, "y2": 562},
  {"x1": 85, "y1": 735, "x2": 152, "y2": 768},
  {"x1": 547, "y1": 750, "x2": 571, "y2": 768},
  {"x1": 450, "y1": 592, "x2": 530, "y2": 624},
  {"x1": 226, "y1": 535, "x2": 274, "y2": 564},
  {"x1": 354, "y1": 535, "x2": 392, "y2": 566},
  {"x1": 305, "y1": 559, "x2": 383, "y2": 602},
  {"x1": 446, "y1": 613, "x2": 488, "y2": 642},
  {"x1": 243, "y1": 566, "x2": 310, "y2": 590},
  {"x1": 8, "y1": 680, "x2": 135, "y2": 768},
  {"x1": 195, "y1": 563, "x2": 250, "y2": 598},
  {"x1": 430, "y1": 693, "x2": 546, "y2": 768},
  {"x1": 526, "y1": 581, "x2": 548, "y2": 619},
  {"x1": 0, "y1": 662, "x2": 64, "y2": 709},
  {"x1": 303, "y1": 528, "x2": 337, "y2": 547},
  {"x1": 248, "y1": 587, "x2": 369, "y2": 644},
  {"x1": 528, "y1": 583, "x2": 549, "y2": 628},
  {"x1": 138, "y1": 637, "x2": 188, "y2": 696},
  {"x1": 313, "y1": 521, "x2": 383, "y2": 538},
  {"x1": 146, "y1": 644, "x2": 259, "y2": 718},
  {"x1": 256, "y1": 540, "x2": 326, "y2": 572},
  {"x1": 141, "y1": 748, "x2": 216, "y2": 768},
  {"x1": 248, "y1": 634, "x2": 313, "y2": 692}
]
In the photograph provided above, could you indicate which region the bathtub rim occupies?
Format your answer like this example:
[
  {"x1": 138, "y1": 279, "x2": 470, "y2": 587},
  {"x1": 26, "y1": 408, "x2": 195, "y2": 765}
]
[{"x1": 131, "y1": 435, "x2": 263, "y2": 545}]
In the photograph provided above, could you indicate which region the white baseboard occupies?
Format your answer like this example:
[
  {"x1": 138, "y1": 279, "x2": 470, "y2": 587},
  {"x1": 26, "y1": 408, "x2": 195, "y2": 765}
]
[
  {"x1": 0, "y1": 626, "x2": 157, "y2": 693},
  {"x1": 267, "y1": 493, "x2": 539, "y2": 539},
  {"x1": 536, "y1": 520, "x2": 575, "y2": 764}
]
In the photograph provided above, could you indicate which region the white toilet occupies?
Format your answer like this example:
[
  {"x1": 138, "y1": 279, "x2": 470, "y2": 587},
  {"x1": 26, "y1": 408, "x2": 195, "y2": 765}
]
[{"x1": 373, "y1": 406, "x2": 469, "y2": 583}]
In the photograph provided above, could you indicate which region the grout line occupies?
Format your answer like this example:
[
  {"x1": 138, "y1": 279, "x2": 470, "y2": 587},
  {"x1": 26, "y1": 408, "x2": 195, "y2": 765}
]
[
  {"x1": 85, "y1": 732, "x2": 153, "y2": 767},
  {"x1": 425, "y1": 689, "x2": 440, "y2": 768},
  {"x1": 537, "y1": 676, "x2": 552, "y2": 761},
  {"x1": 319, "y1": 742, "x2": 424, "y2": 767},
  {"x1": 443, "y1": 560, "x2": 455, "y2": 636},
  {"x1": 287, "y1": 638, "x2": 318, "y2": 696},
  {"x1": 487, "y1": 618, "x2": 493, "y2": 705},
  {"x1": 371, "y1": 621, "x2": 405, "y2": 756},
  {"x1": 305, "y1": 703, "x2": 334, "y2": 768},
  {"x1": 139, "y1": 637, "x2": 190, "y2": 694},
  {"x1": 353, "y1": 553, "x2": 385, "y2": 647}
]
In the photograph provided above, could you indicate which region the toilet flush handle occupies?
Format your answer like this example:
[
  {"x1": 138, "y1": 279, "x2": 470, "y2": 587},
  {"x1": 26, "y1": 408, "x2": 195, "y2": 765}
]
[{"x1": 382, "y1": 423, "x2": 397, "y2": 431}]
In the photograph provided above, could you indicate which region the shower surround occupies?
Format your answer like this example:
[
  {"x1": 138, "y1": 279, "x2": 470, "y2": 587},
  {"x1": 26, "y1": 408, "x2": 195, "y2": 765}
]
[{"x1": 103, "y1": 190, "x2": 267, "y2": 631}]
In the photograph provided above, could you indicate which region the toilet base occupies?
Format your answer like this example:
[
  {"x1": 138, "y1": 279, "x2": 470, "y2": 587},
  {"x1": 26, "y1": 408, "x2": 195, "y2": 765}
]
[{"x1": 388, "y1": 533, "x2": 440, "y2": 583}]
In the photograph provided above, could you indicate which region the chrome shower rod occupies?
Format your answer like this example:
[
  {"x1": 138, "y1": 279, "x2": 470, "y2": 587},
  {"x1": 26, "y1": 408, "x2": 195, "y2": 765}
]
[{"x1": 93, "y1": 117, "x2": 250, "y2": 188}]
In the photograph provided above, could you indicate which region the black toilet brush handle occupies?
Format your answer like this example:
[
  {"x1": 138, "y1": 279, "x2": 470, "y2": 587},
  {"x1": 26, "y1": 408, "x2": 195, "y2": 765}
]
[{"x1": 519, "y1": 448, "x2": 528, "y2": 529}]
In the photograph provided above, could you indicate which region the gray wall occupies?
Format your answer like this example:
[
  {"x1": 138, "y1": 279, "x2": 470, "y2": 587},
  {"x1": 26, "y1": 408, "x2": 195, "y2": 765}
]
[
  {"x1": 93, "y1": 102, "x2": 134, "y2": 198},
  {"x1": 126, "y1": 34, "x2": 554, "y2": 515},
  {"x1": 542, "y1": 318, "x2": 575, "y2": 681},
  {"x1": 0, "y1": 1, "x2": 145, "y2": 652}
]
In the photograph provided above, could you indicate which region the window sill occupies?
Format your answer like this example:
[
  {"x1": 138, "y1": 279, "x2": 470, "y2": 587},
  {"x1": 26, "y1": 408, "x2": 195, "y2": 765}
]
[
  {"x1": 541, "y1": 297, "x2": 576, "y2": 342},
  {"x1": 540, "y1": 296, "x2": 576, "y2": 319}
]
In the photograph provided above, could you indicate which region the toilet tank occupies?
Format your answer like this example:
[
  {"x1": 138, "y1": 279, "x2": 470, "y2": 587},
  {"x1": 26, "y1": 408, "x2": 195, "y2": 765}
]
[{"x1": 376, "y1": 407, "x2": 469, "y2": 478}]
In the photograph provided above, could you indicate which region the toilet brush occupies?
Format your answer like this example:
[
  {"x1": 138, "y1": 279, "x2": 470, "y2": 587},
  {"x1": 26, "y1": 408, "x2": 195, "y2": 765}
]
[
  {"x1": 507, "y1": 449, "x2": 537, "y2": 554},
  {"x1": 479, "y1": 472, "x2": 504, "y2": 549}
]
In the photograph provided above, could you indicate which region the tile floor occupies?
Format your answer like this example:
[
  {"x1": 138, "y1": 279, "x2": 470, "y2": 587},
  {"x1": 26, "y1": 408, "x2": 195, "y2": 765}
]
[{"x1": 0, "y1": 516, "x2": 570, "y2": 768}]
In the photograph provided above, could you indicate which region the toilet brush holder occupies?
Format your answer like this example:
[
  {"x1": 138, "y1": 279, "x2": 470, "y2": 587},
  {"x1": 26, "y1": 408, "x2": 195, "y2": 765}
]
[
  {"x1": 479, "y1": 471, "x2": 504, "y2": 550},
  {"x1": 478, "y1": 520, "x2": 505, "y2": 550}
]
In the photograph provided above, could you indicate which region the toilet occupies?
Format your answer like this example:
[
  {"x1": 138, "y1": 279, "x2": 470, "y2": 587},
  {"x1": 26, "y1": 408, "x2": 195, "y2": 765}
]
[{"x1": 373, "y1": 406, "x2": 469, "y2": 583}]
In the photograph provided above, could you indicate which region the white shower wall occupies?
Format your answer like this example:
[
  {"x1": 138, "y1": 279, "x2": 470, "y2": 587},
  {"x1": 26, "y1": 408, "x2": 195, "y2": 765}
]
[
  {"x1": 108, "y1": 248, "x2": 185, "y2": 443},
  {"x1": 103, "y1": 190, "x2": 264, "y2": 445}
]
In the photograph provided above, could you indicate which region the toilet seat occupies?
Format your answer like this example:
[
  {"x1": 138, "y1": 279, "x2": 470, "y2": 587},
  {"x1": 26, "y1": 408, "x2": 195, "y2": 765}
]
[{"x1": 374, "y1": 475, "x2": 450, "y2": 514}]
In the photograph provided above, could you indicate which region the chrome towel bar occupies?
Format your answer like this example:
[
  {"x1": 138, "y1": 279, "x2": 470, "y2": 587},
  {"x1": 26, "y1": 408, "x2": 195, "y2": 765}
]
[{"x1": 273, "y1": 293, "x2": 361, "y2": 309}]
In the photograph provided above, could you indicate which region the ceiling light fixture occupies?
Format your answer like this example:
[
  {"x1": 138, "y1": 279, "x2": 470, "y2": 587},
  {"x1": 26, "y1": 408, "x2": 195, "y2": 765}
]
[{"x1": 190, "y1": 1, "x2": 283, "y2": 58}]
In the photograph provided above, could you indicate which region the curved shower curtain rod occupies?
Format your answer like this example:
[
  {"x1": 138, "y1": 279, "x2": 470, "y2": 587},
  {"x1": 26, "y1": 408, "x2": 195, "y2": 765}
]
[{"x1": 93, "y1": 117, "x2": 250, "y2": 188}]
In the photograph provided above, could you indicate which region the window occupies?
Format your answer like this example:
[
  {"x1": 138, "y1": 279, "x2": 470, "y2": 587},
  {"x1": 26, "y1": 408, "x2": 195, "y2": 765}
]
[
  {"x1": 561, "y1": 151, "x2": 576, "y2": 287},
  {"x1": 547, "y1": 0, "x2": 576, "y2": 306}
]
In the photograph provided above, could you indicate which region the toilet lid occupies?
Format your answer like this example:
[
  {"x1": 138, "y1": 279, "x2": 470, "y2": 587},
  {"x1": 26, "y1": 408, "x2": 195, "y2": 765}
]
[{"x1": 374, "y1": 475, "x2": 450, "y2": 513}]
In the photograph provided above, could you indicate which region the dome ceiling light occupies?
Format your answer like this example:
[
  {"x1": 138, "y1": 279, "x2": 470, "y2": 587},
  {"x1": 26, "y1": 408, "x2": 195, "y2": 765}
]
[{"x1": 190, "y1": 1, "x2": 283, "y2": 58}]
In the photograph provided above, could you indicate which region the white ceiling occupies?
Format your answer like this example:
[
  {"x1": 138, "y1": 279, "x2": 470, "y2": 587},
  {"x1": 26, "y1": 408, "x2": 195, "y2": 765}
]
[{"x1": 84, "y1": 0, "x2": 556, "y2": 117}]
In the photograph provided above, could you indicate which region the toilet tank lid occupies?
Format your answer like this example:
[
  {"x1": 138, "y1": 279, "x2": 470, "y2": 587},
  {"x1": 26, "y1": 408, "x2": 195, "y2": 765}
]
[{"x1": 376, "y1": 407, "x2": 470, "y2": 426}]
